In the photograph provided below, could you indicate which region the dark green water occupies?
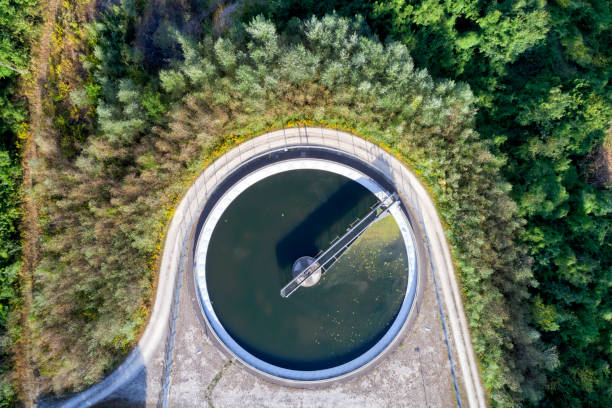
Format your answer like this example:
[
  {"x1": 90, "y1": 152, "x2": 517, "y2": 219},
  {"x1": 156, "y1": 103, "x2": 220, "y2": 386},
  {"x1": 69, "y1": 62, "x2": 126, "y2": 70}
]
[{"x1": 206, "y1": 170, "x2": 407, "y2": 370}]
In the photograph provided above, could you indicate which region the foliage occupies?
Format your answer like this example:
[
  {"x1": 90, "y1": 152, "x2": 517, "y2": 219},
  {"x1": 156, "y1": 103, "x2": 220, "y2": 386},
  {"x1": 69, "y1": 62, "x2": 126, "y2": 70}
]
[
  {"x1": 0, "y1": 152, "x2": 20, "y2": 321},
  {"x1": 44, "y1": 0, "x2": 101, "y2": 160},
  {"x1": 0, "y1": 0, "x2": 38, "y2": 405},
  {"x1": 0, "y1": 0, "x2": 38, "y2": 145},
  {"x1": 0, "y1": 151, "x2": 20, "y2": 407},
  {"x1": 372, "y1": 1, "x2": 612, "y2": 406},
  {"x1": 28, "y1": 0, "x2": 611, "y2": 406}
]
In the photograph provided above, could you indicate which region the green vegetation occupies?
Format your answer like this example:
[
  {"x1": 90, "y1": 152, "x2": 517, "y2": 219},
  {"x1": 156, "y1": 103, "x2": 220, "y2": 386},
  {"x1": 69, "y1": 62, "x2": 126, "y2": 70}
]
[
  {"x1": 15, "y1": 0, "x2": 610, "y2": 406},
  {"x1": 0, "y1": 0, "x2": 37, "y2": 140},
  {"x1": 0, "y1": 0, "x2": 38, "y2": 405},
  {"x1": 0, "y1": 152, "x2": 20, "y2": 406}
]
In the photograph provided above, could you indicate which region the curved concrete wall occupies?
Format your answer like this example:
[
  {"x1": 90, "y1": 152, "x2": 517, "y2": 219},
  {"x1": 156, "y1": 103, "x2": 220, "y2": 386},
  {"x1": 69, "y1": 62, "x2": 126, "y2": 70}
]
[{"x1": 59, "y1": 128, "x2": 486, "y2": 408}]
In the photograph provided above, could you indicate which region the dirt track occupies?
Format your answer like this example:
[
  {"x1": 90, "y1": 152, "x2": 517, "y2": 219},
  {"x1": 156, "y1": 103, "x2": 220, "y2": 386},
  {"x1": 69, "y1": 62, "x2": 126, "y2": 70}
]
[{"x1": 18, "y1": 0, "x2": 61, "y2": 405}]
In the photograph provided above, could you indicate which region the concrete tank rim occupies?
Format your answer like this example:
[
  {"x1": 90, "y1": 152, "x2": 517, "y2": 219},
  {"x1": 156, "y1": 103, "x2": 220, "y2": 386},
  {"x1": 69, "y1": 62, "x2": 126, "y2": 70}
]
[{"x1": 192, "y1": 145, "x2": 421, "y2": 384}]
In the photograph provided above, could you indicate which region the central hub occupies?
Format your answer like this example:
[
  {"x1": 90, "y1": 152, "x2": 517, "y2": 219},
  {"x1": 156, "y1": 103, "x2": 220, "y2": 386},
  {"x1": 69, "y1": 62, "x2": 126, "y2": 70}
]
[{"x1": 292, "y1": 256, "x2": 321, "y2": 287}]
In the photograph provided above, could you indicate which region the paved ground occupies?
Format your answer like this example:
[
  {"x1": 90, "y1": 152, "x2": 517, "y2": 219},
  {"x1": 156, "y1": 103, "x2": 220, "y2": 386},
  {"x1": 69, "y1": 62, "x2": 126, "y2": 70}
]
[
  {"x1": 104, "y1": 243, "x2": 458, "y2": 408},
  {"x1": 57, "y1": 128, "x2": 485, "y2": 407}
]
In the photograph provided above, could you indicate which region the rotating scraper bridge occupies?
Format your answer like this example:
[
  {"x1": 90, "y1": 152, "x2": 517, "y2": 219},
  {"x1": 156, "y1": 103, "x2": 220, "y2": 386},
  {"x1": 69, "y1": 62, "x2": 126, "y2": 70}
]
[{"x1": 281, "y1": 193, "x2": 400, "y2": 298}]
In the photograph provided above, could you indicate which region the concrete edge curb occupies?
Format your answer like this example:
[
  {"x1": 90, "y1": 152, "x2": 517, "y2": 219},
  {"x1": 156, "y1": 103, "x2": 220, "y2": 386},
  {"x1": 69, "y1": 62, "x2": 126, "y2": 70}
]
[{"x1": 57, "y1": 128, "x2": 486, "y2": 408}]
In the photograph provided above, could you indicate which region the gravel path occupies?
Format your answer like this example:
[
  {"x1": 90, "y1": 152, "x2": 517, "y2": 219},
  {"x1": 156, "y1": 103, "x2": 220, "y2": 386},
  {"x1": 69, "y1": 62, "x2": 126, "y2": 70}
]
[{"x1": 20, "y1": 0, "x2": 62, "y2": 404}]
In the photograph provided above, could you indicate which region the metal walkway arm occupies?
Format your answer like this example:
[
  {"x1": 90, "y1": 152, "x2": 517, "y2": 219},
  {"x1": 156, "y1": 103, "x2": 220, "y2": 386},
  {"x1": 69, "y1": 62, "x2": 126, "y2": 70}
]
[{"x1": 280, "y1": 193, "x2": 399, "y2": 298}]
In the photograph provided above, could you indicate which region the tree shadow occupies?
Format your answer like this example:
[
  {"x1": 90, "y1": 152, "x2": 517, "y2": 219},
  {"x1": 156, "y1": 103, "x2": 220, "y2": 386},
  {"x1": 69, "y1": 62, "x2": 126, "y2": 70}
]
[
  {"x1": 275, "y1": 180, "x2": 374, "y2": 271},
  {"x1": 133, "y1": 0, "x2": 218, "y2": 72}
]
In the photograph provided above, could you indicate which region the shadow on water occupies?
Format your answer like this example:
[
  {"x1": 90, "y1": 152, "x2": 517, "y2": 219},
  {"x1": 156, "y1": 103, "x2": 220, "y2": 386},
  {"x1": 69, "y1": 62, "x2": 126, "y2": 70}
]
[{"x1": 275, "y1": 181, "x2": 374, "y2": 270}]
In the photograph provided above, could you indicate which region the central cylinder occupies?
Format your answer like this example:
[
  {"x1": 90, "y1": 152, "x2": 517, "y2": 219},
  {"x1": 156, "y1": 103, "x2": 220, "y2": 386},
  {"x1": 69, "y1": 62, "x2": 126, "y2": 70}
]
[{"x1": 291, "y1": 256, "x2": 321, "y2": 287}]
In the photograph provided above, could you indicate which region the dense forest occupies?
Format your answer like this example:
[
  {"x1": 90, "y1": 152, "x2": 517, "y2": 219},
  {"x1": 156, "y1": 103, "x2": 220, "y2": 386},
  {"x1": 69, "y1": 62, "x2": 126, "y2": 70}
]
[
  {"x1": 0, "y1": 0, "x2": 609, "y2": 406},
  {"x1": 0, "y1": 0, "x2": 38, "y2": 405}
]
